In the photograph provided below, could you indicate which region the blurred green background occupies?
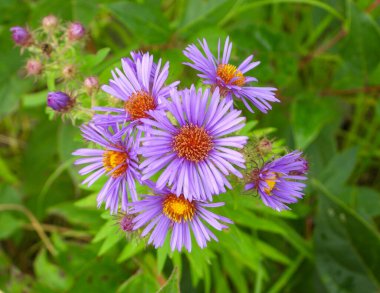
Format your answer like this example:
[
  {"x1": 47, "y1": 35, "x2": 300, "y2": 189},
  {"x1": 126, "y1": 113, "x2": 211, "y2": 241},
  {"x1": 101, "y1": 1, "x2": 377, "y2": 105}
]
[{"x1": 1, "y1": 0, "x2": 380, "y2": 292}]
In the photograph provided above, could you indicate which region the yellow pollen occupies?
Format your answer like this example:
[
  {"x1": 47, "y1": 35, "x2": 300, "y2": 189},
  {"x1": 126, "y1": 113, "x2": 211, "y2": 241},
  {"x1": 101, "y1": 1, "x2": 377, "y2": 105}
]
[
  {"x1": 103, "y1": 148, "x2": 129, "y2": 178},
  {"x1": 264, "y1": 172, "x2": 278, "y2": 195},
  {"x1": 172, "y1": 124, "x2": 213, "y2": 162},
  {"x1": 162, "y1": 194, "x2": 196, "y2": 223},
  {"x1": 216, "y1": 64, "x2": 245, "y2": 87},
  {"x1": 125, "y1": 91, "x2": 156, "y2": 120}
]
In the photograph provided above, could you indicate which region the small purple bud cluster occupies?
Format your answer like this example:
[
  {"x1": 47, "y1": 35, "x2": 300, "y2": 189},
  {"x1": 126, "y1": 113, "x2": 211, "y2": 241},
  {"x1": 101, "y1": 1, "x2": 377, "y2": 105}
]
[{"x1": 11, "y1": 16, "x2": 100, "y2": 118}]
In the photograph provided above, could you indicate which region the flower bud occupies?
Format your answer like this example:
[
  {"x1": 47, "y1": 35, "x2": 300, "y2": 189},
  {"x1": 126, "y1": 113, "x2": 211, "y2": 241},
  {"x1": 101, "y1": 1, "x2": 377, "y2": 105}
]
[
  {"x1": 67, "y1": 22, "x2": 85, "y2": 41},
  {"x1": 256, "y1": 138, "x2": 272, "y2": 154},
  {"x1": 26, "y1": 59, "x2": 43, "y2": 76},
  {"x1": 47, "y1": 91, "x2": 74, "y2": 112},
  {"x1": 10, "y1": 26, "x2": 32, "y2": 47},
  {"x1": 119, "y1": 214, "x2": 134, "y2": 232},
  {"x1": 42, "y1": 15, "x2": 58, "y2": 31},
  {"x1": 62, "y1": 64, "x2": 76, "y2": 80},
  {"x1": 84, "y1": 76, "x2": 99, "y2": 94}
]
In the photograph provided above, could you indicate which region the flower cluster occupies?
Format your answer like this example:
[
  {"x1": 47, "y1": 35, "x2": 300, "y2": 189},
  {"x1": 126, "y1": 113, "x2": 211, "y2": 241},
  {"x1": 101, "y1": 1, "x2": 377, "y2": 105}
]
[
  {"x1": 71, "y1": 37, "x2": 308, "y2": 252},
  {"x1": 11, "y1": 16, "x2": 100, "y2": 119}
]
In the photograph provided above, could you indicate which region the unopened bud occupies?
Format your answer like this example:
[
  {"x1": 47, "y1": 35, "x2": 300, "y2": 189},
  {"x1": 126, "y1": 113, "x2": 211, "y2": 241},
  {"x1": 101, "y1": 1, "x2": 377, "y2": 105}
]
[
  {"x1": 119, "y1": 214, "x2": 134, "y2": 232},
  {"x1": 62, "y1": 64, "x2": 76, "y2": 80},
  {"x1": 10, "y1": 26, "x2": 32, "y2": 47},
  {"x1": 47, "y1": 91, "x2": 74, "y2": 112},
  {"x1": 26, "y1": 59, "x2": 43, "y2": 76},
  {"x1": 84, "y1": 76, "x2": 99, "y2": 94},
  {"x1": 256, "y1": 138, "x2": 272, "y2": 154},
  {"x1": 42, "y1": 15, "x2": 58, "y2": 31},
  {"x1": 67, "y1": 22, "x2": 85, "y2": 41}
]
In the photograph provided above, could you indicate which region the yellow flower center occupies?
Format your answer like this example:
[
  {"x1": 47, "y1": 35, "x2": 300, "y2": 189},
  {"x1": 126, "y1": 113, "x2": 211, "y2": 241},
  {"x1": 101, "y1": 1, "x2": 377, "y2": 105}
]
[
  {"x1": 103, "y1": 149, "x2": 129, "y2": 178},
  {"x1": 216, "y1": 64, "x2": 245, "y2": 87},
  {"x1": 162, "y1": 194, "x2": 196, "y2": 223},
  {"x1": 124, "y1": 91, "x2": 156, "y2": 120},
  {"x1": 172, "y1": 124, "x2": 213, "y2": 162},
  {"x1": 264, "y1": 172, "x2": 278, "y2": 195}
]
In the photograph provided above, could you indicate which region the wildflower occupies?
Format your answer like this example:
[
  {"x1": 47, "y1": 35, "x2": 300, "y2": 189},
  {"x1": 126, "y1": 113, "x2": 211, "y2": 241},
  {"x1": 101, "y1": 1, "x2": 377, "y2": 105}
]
[
  {"x1": 129, "y1": 189, "x2": 232, "y2": 251},
  {"x1": 26, "y1": 59, "x2": 43, "y2": 76},
  {"x1": 42, "y1": 15, "x2": 58, "y2": 31},
  {"x1": 94, "y1": 52, "x2": 178, "y2": 131},
  {"x1": 67, "y1": 22, "x2": 85, "y2": 41},
  {"x1": 245, "y1": 151, "x2": 308, "y2": 211},
  {"x1": 72, "y1": 124, "x2": 140, "y2": 213},
  {"x1": 10, "y1": 26, "x2": 32, "y2": 47},
  {"x1": 84, "y1": 76, "x2": 99, "y2": 94},
  {"x1": 47, "y1": 91, "x2": 75, "y2": 112},
  {"x1": 139, "y1": 86, "x2": 247, "y2": 201},
  {"x1": 183, "y1": 37, "x2": 279, "y2": 113}
]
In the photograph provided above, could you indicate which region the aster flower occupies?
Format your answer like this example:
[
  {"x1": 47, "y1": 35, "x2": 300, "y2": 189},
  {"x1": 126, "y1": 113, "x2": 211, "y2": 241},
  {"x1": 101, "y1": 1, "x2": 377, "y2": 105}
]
[
  {"x1": 139, "y1": 86, "x2": 248, "y2": 201},
  {"x1": 94, "y1": 52, "x2": 179, "y2": 133},
  {"x1": 129, "y1": 189, "x2": 232, "y2": 251},
  {"x1": 245, "y1": 151, "x2": 308, "y2": 211},
  {"x1": 183, "y1": 37, "x2": 279, "y2": 113},
  {"x1": 72, "y1": 123, "x2": 140, "y2": 213}
]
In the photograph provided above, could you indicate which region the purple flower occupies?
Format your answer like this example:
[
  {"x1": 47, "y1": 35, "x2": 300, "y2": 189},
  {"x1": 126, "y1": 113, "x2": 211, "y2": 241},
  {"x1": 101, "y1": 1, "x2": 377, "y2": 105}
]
[
  {"x1": 67, "y1": 22, "x2": 85, "y2": 41},
  {"x1": 10, "y1": 26, "x2": 32, "y2": 46},
  {"x1": 47, "y1": 91, "x2": 74, "y2": 112},
  {"x1": 245, "y1": 151, "x2": 308, "y2": 211},
  {"x1": 129, "y1": 189, "x2": 232, "y2": 251},
  {"x1": 139, "y1": 86, "x2": 248, "y2": 201},
  {"x1": 183, "y1": 37, "x2": 279, "y2": 113},
  {"x1": 94, "y1": 52, "x2": 179, "y2": 131},
  {"x1": 72, "y1": 123, "x2": 141, "y2": 213}
]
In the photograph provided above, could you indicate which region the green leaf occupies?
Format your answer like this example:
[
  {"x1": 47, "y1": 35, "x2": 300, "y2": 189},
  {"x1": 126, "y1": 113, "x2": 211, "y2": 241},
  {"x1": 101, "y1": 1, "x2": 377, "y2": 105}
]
[
  {"x1": 117, "y1": 238, "x2": 145, "y2": 263},
  {"x1": 157, "y1": 267, "x2": 180, "y2": 293},
  {"x1": 178, "y1": 0, "x2": 235, "y2": 33},
  {"x1": 116, "y1": 271, "x2": 159, "y2": 293},
  {"x1": 34, "y1": 249, "x2": 73, "y2": 291},
  {"x1": 107, "y1": 1, "x2": 170, "y2": 44},
  {"x1": 313, "y1": 179, "x2": 380, "y2": 292},
  {"x1": 291, "y1": 95, "x2": 334, "y2": 149},
  {"x1": 81, "y1": 48, "x2": 110, "y2": 74},
  {"x1": 22, "y1": 90, "x2": 48, "y2": 108},
  {"x1": 0, "y1": 213, "x2": 24, "y2": 239},
  {"x1": 0, "y1": 155, "x2": 18, "y2": 184},
  {"x1": 320, "y1": 147, "x2": 358, "y2": 194}
]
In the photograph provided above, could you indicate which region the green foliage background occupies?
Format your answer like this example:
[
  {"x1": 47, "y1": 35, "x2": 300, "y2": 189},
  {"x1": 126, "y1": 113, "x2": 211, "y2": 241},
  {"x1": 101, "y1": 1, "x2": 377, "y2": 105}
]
[{"x1": 1, "y1": 0, "x2": 380, "y2": 292}]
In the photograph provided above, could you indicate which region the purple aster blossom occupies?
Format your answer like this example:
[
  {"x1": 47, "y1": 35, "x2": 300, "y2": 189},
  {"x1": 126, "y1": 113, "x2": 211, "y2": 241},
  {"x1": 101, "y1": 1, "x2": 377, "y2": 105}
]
[
  {"x1": 138, "y1": 86, "x2": 248, "y2": 201},
  {"x1": 72, "y1": 123, "x2": 141, "y2": 213},
  {"x1": 183, "y1": 37, "x2": 279, "y2": 113},
  {"x1": 122, "y1": 51, "x2": 157, "y2": 78},
  {"x1": 129, "y1": 188, "x2": 232, "y2": 252},
  {"x1": 47, "y1": 91, "x2": 74, "y2": 112},
  {"x1": 10, "y1": 26, "x2": 32, "y2": 47},
  {"x1": 93, "y1": 52, "x2": 179, "y2": 134},
  {"x1": 67, "y1": 22, "x2": 85, "y2": 41},
  {"x1": 245, "y1": 151, "x2": 308, "y2": 211}
]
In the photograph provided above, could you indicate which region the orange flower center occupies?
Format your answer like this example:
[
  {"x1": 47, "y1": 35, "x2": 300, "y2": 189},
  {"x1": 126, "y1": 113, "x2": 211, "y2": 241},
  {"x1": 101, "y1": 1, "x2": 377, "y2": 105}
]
[
  {"x1": 124, "y1": 91, "x2": 156, "y2": 120},
  {"x1": 264, "y1": 172, "x2": 278, "y2": 195},
  {"x1": 172, "y1": 124, "x2": 213, "y2": 162},
  {"x1": 103, "y1": 149, "x2": 129, "y2": 178},
  {"x1": 216, "y1": 64, "x2": 245, "y2": 87},
  {"x1": 162, "y1": 194, "x2": 196, "y2": 223}
]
